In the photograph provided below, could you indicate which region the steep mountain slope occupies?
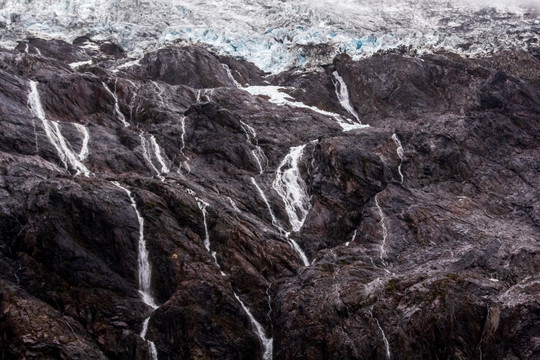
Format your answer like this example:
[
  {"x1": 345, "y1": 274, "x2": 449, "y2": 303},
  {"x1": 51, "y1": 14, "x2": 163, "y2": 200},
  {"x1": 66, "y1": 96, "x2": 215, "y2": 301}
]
[{"x1": 0, "y1": 36, "x2": 539, "y2": 359}]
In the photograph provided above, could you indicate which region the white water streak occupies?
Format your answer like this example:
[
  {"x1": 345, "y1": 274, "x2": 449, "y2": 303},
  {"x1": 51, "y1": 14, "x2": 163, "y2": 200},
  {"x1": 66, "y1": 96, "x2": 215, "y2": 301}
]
[
  {"x1": 150, "y1": 135, "x2": 170, "y2": 174},
  {"x1": 391, "y1": 133, "x2": 404, "y2": 184},
  {"x1": 346, "y1": 229, "x2": 357, "y2": 247},
  {"x1": 234, "y1": 293, "x2": 273, "y2": 360},
  {"x1": 375, "y1": 194, "x2": 389, "y2": 264},
  {"x1": 74, "y1": 123, "x2": 90, "y2": 161},
  {"x1": 112, "y1": 181, "x2": 158, "y2": 310},
  {"x1": 152, "y1": 81, "x2": 165, "y2": 105},
  {"x1": 102, "y1": 80, "x2": 130, "y2": 127},
  {"x1": 27, "y1": 81, "x2": 90, "y2": 177},
  {"x1": 251, "y1": 177, "x2": 280, "y2": 229},
  {"x1": 240, "y1": 120, "x2": 267, "y2": 174},
  {"x1": 332, "y1": 71, "x2": 360, "y2": 122},
  {"x1": 69, "y1": 59, "x2": 92, "y2": 69},
  {"x1": 222, "y1": 63, "x2": 242, "y2": 88},
  {"x1": 243, "y1": 86, "x2": 368, "y2": 132},
  {"x1": 192, "y1": 196, "x2": 226, "y2": 276},
  {"x1": 140, "y1": 133, "x2": 168, "y2": 181},
  {"x1": 251, "y1": 177, "x2": 310, "y2": 266},
  {"x1": 197, "y1": 200, "x2": 211, "y2": 252},
  {"x1": 180, "y1": 116, "x2": 188, "y2": 158},
  {"x1": 140, "y1": 317, "x2": 158, "y2": 360},
  {"x1": 227, "y1": 197, "x2": 241, "y2": 213},
  {"x1": 374, "y1": 316, "x2": 391, "y2": 360},
  {"x1": 272, "y1": 144, "x2": 311, "y2": 232}
]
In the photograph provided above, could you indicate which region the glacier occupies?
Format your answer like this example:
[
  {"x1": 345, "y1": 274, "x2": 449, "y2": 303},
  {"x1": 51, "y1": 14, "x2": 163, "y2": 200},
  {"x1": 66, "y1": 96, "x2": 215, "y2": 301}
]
[{"x1": 1, "y1": 0, "x2": 539, "y2": 73}]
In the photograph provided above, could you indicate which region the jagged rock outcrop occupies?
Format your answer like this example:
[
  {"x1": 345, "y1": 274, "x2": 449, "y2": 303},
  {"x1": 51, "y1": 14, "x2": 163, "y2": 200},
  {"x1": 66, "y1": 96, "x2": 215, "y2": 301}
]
[{"x1": 0, "y1": 38, "x2": 539, "y2": 360}]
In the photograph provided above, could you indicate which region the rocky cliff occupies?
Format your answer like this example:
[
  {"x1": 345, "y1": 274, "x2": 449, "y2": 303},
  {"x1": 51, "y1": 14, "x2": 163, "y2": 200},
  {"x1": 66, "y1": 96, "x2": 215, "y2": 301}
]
[{"x1": 0, "y1": 37, "x2": 539, "y2": 360}]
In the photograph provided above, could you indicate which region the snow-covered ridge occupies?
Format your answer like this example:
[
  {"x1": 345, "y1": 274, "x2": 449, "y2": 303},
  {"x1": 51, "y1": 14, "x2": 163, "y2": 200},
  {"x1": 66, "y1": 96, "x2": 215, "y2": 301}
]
[{"x1": 1, "y1": 0, "x2": 538, "y2": 73}]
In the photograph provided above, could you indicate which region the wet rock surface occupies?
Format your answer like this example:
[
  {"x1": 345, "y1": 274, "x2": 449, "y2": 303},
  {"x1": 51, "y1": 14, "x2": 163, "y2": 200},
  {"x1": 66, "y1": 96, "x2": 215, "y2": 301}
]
[{"x1": 0, "y1": 38, "x2": 539, "y2": 359}]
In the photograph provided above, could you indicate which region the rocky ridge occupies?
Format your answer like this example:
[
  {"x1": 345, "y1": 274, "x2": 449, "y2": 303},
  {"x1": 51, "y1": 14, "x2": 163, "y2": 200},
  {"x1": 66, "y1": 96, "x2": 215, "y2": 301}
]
[{"x1": 0, "y1": 37, "x2": 539, "y2": 359}]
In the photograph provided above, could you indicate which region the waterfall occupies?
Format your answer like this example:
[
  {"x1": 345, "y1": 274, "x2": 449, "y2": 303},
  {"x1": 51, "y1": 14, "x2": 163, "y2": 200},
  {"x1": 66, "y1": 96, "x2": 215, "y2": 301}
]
[
  {"x1": 243, "y1": 85, "x2": 368, "y2": 132},
  {"x1": 178, "y1": 116, "x2": 191, "y2": 174},
  {"x1": 140, "y1": 133, "x2": 169, "y2": 181},
  {"x1": 370, "y1": 311, "x2": 391, "y2": 360},
  {"x1": 374, "y1": 194, "x2": 389, "y2": 267},
  {"x1": 240, "y1": 120, "x2": 267, "y2": 175},
  {"x1": 140, "y1": 318, "x2": 159, "y2": 360},
  {"x1": 251, "y1": 177, "x2": 310, "y2": 266},
  {"x1": 126, "y1": 80, "x2": 138, "y2": 122},
  {"x1": 272, "y1": 145, "x2": 311, "y2": 233},
  {"x1": 227, "y1": 197, "x2": 241, "y2": 213},
  {"x1": 332, "y1": 71, "x2": 361, "y2": 122},
  {"x1": 152, "y1": 81, "x2": 166, "y2": 106},
  {"x1": 233, "y1": 293, "x2": 273, "y2": 360},
  {"x1": 251, "y1": 177, "x2": 281, "y2": 229},
  {"x1": 196, "y1": 199, "x2": 212, "y2": 252},
  {"x1": 102, "y1": 79, "x2": 130, "y2": 127},
  {"x1": 150, "y1": 135, "x2": 170, "y2": 174},
  {"x1": 391, "y1": 134, "x2": 404, "y2": 184},
  {"x1": 112, "y1": 181, "x2": 157, "y2": 309},
  {"x1": 222, "y1": 63, "x2": 242, "y2": 88},
  {"x1": 346, "y1": 229, "x2": 357, "y2": 247},
  {"x1": 27, "y1": 81, "x2": 91, "y2": 177},
  {"x1": 190, "y1": 195, "x2": 226, "y2": 276},
  {"x1": 74, "y1": 123, "x2": 90, "y2": 161},
  {"x1": 187, "y1": 188, "x2": 272, "y2": 358},
  {"x1": 112, "y1": 181, "x2": 158, "y2": 360}
]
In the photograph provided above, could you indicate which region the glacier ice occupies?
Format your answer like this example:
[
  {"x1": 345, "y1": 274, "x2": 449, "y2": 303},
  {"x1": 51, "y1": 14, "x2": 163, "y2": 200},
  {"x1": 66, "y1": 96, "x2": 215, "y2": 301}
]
[{"x1": 1, "y1": 0, "x2": 538, "y2": 73}]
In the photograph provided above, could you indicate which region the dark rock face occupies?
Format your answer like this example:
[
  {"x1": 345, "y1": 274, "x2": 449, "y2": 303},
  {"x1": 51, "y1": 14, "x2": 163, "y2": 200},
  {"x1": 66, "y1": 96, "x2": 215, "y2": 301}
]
[{"x1": 0, "y1": 39, "x2": 539, "y2": 360}]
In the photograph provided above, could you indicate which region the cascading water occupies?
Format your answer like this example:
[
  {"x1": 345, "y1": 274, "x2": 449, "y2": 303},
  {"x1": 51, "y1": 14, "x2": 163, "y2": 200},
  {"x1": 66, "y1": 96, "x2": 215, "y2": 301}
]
[
  {"x1": 150, "y1": 135, "x2": 170, "y2": 174},
  {"x1": 222, "y1": 63, "x2": 242, "y2": 88},
  {"x1": 187, "y1": 188, "x2": 273, "y2": 358},
  {"x1": 234, "y1": 293, "x2": 273, "y2": 360},
  {"x1": 141, "y1": 318, "x2": 159, "y2": 360},
  {"x1": 251, "y1": 177, "x2": 310, "y2": 266},
  {"x1": 391, "y1": 133, "x2": 404, "y2": 184},
  {"x1": 240, "y1": 120, "x2": 267, "y2": 175},
  {"x1": 243, "y1": 85, "x2": 368, "y2": 132},
  {"x1": 178, "y1": 116, "x2": 191, "y2": 174},
  {"x1": 272, "y1": 145, "x2": 311, "y2": 232},
  {"x1": 332, "y1": 70, "x2": 361, "y2": 122},
  {"x1": 192, "y1": 195, "x2": 226, "y2": 276},
  {"x1": 74, "y1": 123, "x2": 90, "y2": 161},
  {"x1": 140, "y1": 133, "x2": 170, "y2": 181},
  {"x1": 111, "y1": 181, "x2": 158, "y2": 360},
  {"x1": 227, "y1": 196, "x2": 241, "y2": 213},
  {"x1": 371, "y1": 311, "x2": 391, "y2": 360},
  {"x1": 374, "y1": 193, "x2": 389, "y2": 266},
  {"x1": 102, "y1": 79, "x2": 130, "y2": 127},
  {"x1": 27, "y1": 80, "x2": 91, "y2": 177},
  {"x1": 346, "y1": 229, "x2": 357, "y2": 247}
]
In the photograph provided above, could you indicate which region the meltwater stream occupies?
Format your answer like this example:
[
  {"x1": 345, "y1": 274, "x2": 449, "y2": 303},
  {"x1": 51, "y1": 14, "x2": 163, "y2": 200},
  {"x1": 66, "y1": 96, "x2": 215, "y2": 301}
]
[
  {"x1": 240, "y1": 120, "x2": 268, "y2": 175},
  {"x1": 102, "y1": 80, "x2": 130, "y2": 127},
  {"x1": 272, "y1": 144, "x2": 311, "y2": 233},
  {"x1": 188, "y1": 189, "x2": 273, "y2": 359},
  {"x1": 140, "y1": 133, "x2": 170, "y2": 181},
  {"x1": 332, "y1": 71, "x2": 361, "y2": 122},
  {"x1": 112, "y1": 181, "x2": 158, "y2": 360},
  {"x1": 243, "y1": 86, "x2": 368, "y2": 132},
  {"x1": 27, "y1": 80, "x2": 91, "y2": 177},
  {"x1": 391, "y1": 133, "x2": 405, "y2": 184},
  {"x1": 251, "y1": 177, "x2": 310, "y2": 267}
]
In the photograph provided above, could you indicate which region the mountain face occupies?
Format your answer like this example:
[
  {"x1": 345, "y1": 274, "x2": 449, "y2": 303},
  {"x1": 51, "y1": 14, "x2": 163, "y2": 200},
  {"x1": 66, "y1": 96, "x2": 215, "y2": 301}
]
[{"x1": 1, "y1": 2, "x2": 540, "y2": 360}]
